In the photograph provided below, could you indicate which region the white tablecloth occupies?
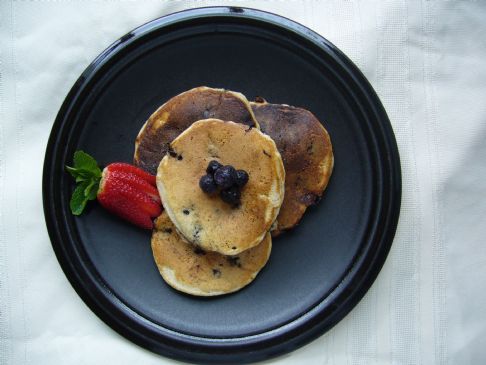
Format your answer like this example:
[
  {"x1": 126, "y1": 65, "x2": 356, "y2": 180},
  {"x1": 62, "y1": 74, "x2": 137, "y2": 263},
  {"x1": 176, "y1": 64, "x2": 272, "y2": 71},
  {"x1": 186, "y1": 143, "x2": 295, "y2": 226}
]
[{"x1": 1, "y1": 1, "x2": 485, "y2": 364}]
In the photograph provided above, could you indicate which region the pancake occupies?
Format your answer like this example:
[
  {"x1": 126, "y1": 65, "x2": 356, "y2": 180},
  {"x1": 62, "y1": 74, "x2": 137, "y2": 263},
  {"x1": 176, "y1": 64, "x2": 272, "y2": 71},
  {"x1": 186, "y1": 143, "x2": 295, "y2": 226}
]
[
  {"x1": 251, "y1": 99, "x2": 334, "y2": 236},
  {"x1": 156, "y1": 119, "x2": 285, "y2": 255},
  {"x1": 134, "y1": 86, "x2": 259, "y2": 174},
  {"x1": 151, "y1": 212, "x2": 272, "y2": 296}
]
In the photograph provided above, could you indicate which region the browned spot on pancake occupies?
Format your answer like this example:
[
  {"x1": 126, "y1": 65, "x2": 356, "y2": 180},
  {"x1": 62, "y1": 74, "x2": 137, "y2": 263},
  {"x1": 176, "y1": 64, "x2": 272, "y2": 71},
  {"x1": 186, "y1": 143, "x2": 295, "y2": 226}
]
[
  {"x1": 227, "y1": 256, "x2": 242, "y2": 268},
  {"x1": 300, "y1": 192, "x2": 319, "y2": 205},
  {"x1": 212, "y1": 269, "x2": 222, "y2": 278},
  {"x1": 194, "y1": 247, "x2": 206, "y2": 255}
]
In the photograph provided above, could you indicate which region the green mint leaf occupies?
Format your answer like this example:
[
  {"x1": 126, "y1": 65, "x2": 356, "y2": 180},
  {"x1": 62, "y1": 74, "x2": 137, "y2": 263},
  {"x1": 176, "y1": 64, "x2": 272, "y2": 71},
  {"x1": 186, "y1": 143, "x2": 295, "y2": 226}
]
[
  {"x1": 70, "y1": 182, "x2": 89, "y2": 215},
  {"x1": 67, "y1": 151, "x2": 102, "y2": 216},
  {"x1": 66, "y1": 166, "x2": 93, "y2": 182},
  {"x1": 66, "y1": 166, "x2": 83, "y2": 179},
  {"x1": 84, "y1": 180, "x2": 99, "y2": 201},
  {"x1": 73, "y1": 150, "x2": 101, "y2": 178}
]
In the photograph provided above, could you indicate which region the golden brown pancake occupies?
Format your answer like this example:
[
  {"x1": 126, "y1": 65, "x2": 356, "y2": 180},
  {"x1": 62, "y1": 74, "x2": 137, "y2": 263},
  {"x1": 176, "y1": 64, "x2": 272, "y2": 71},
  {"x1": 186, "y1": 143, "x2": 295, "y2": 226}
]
[
  {"x1": 156, "y1": 119, "x2": 285, "y2": 255},
  {"x1": 251, "y1": 99, "x2": 334, "y2": 236},
  {"x1": 134, "y1": 86, "x2": 259, "y2": 174},
  {"x1": 151, "y1": 212, "x2": 272, "y2": 296}
]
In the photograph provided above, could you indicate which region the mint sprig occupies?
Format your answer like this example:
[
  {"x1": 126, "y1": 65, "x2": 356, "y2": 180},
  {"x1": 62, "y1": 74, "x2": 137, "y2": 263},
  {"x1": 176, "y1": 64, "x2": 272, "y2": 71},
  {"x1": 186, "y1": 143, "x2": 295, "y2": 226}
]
[{"x1": 66, "y1": 151, "x2": 102, "y2": 215}]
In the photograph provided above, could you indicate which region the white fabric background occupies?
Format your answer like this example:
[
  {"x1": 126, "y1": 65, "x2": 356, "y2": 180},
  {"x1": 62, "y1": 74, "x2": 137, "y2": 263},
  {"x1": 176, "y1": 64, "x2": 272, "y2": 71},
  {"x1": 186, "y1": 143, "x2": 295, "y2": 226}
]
[{"x1": 1, "y1": 1, "x2": 485, "y2": 364}]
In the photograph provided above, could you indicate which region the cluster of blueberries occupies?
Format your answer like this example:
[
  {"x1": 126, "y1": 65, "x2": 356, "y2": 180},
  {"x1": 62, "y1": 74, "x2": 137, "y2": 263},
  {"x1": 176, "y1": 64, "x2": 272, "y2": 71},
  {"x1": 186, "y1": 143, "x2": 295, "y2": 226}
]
[{"x1": 199, "y1": 160, "x2": 249, "y2": 206}]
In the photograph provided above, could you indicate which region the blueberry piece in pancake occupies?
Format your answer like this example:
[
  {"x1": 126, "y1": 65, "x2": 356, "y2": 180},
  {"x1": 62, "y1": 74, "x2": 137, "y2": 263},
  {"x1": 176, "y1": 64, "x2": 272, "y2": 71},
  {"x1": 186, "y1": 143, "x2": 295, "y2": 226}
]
[
  {"x1": 151, "y1": 212, "x2": 272, "y2": 296},
  {"x1": 156, "y1": 119, "x2": 285, "y2": 255},
  {"x1": 251, "y1": 99, "x2": 334, "y2": 236},
  {"x1": 134, "y1": 86, "x2": 259, "y2": 174}
]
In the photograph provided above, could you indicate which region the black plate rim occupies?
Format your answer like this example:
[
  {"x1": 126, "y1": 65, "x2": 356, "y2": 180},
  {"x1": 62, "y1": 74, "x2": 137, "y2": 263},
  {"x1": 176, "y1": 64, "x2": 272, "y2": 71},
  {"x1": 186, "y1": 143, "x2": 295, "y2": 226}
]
[{"x1": 43, "y1": 6, "x2": 401, "y2": 364}]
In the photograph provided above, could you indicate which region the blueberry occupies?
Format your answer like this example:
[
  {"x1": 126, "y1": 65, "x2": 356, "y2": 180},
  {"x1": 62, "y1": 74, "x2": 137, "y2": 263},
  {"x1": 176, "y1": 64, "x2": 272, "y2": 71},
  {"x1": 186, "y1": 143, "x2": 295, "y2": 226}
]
[
  {"x1": 206, "y1": 160, "x2": 222, "y2": 175},
  {"x1": 234, "y1": 170, "x2": 249, "y2": 187},
  {"x1": 199, "y1": 174, "x2": 217, "y2": 194},
  {"x1": 220, "y1": 186, "x2": 241, "y2": 206},
  {"x1": 214, "y1": 165, "x2": 236, "y2": 189}
]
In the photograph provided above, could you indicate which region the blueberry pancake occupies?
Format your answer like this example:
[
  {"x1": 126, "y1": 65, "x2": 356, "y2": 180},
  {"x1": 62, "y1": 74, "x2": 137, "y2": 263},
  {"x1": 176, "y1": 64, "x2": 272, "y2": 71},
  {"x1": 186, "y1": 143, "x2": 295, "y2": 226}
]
[
  {"x1": 251, "y1": 99, "x2": 334, "y2": 236},
  {"x1": 151, "y1": 212, "x2": 272, "y2": 296},
  {"x1": 134, "y1": 87, "x2": 259, "y2": 174},
  {"x1": 156, "y1": 119, "x2": 285, "y2": 255}
]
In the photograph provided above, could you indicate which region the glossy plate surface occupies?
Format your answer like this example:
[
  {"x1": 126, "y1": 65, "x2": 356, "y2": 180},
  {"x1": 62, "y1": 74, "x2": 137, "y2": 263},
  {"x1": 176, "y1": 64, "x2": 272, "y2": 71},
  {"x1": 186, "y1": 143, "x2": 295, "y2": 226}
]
[{"x1": 43, "y1": 7, "x2": 401, "y2": 364}]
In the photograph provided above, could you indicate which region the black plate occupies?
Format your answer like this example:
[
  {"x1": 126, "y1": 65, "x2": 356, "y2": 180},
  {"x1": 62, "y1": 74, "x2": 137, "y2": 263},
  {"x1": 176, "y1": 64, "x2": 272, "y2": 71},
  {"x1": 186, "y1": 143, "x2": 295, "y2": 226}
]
[{"x1": 43, "y1": 7, "x2": 401, "y2": 364}]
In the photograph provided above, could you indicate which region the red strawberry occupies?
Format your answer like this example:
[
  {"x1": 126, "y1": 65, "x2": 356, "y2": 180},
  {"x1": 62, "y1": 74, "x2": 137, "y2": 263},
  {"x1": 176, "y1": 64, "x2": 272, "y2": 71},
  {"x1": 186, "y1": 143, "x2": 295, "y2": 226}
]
[
  {"x1": 103, "y1": 169, "x2": 160, "y2": 203},
  {"x1": 105, "y1": 162, "x2": 157, "y2": 185},
  {"x1": 66, "y1": 151, "x2": 162, "y2": 230},
  {"x1": 97, "y1": 167, "x2": 162, "y2": 229}
]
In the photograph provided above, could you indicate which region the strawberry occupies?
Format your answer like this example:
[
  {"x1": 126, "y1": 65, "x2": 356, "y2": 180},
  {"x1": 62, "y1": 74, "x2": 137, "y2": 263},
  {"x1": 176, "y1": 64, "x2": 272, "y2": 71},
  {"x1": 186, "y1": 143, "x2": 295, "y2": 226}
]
[
  {"x1": 105, "y1": 162, "x2": 156, "y2": 186},
  {"x1": 66, "y1": 151, "x2": 162, "y2": 230},
  {"x1": 103, "y1": 168, "x2": 160, "y2": 203}
]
